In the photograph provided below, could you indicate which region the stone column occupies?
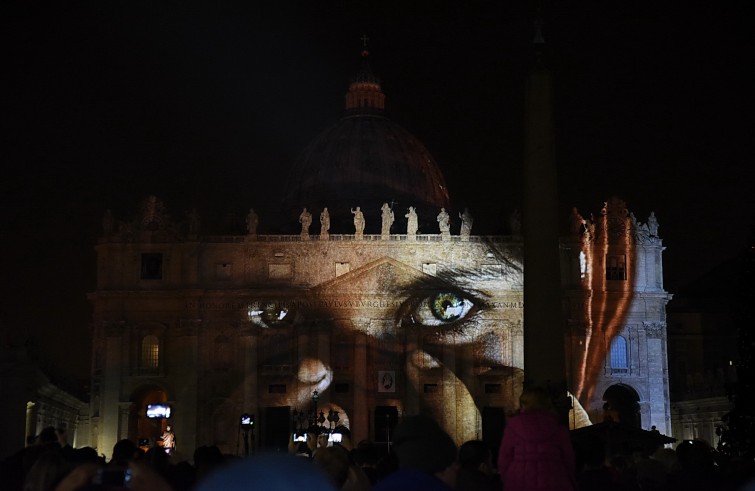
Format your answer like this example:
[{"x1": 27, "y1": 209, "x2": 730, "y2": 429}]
[
  {"x1": 511, "y1": 321, "x2": 524, "y2": 370},
  {"x1": 118, "y1": 403, "x2": 131, "y2": 441},
  {"x1": 353, "y1": 333, "x2": 368, "y2": 443},
  {"x1": 522, "y1": 41, "x2": 567, "y2": 405},
  {"x1": 404, "y1": 333, "x2": 420, "y2": 416},
  {"x1": 25, "y1": 402, "x2": 38, "y2": 445},
  {"x1": 100, "y1": 323, "x2": 124, "y2": 459},
  {"x1": 645, "y1": 322, "x2": 671, "y2": 434},
  {"x1": 298, "y1": 327, "x2": 309, "y2": 370},
  {"x1": 318, "y1": 327, "x2": 330, "y2": 396},
  {"x1": 634, "y1": 244, "x2": 648, "y2": 290},
  {"x1": 456, "y1": 343, "x2": 478, "y2": 443},
  {"x1": 241, "y1": 327, "x2": 258, "y2": 448},
  {"x1": 173, "y1": 320, "x2": 200, "y2": 458},
  {"x1": 441, "y1": 343, "x2": 458, "y2": 441},
  {"x1": 241, "y1": 326, "x2": 261, "y2": 448}
]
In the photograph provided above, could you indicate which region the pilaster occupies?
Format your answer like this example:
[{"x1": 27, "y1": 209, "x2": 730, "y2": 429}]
[{"x1": 353, "y1": 332, "x2": 368, "y2": 444}]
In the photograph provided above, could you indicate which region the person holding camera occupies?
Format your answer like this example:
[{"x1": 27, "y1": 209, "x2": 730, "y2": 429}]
[{"x1": 160, "y1": 426, "x2": 176, "y2": 455}]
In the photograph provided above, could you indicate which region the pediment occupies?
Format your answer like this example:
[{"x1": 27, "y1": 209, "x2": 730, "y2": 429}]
[{"x1": 311, "y1": 256, "x2": 450, "y2": 294}]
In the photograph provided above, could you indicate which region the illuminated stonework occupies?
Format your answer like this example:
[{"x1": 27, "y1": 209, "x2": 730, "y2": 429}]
[
  {"x1": 90, "y1": 220, "x2": 529, "y2": 456},
  {"x1": 87, "y1": 53, "x2": 671, "y2": 457},
  {"x1": 562, "y1": 198, "x2": 672, "y2": 432},
  {"x1": 89, "y1": 197, "x2": 671, "y2": 458}
]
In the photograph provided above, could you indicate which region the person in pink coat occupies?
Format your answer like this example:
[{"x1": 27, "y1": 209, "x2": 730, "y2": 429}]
[{"x1": 497, "y1": 387, "x2": 577, "y2": 491}]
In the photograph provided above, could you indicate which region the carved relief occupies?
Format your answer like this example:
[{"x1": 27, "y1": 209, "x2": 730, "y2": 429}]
[
  {"x1": 377, "y1": 263, "x2": 398, "y2": 291},
  {"x1": 632, "y1": 212, "x2": 661, "y2": 245},
  {"x1": 642, "y1": 321, "x2": 666, "y2": 339},
  {"x1": 605, "y1": 197, "x2": 630, "y2": 242}
]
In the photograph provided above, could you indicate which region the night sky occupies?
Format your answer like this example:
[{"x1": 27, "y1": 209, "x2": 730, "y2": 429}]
[{"x1": 2, "y1": 2, "x2": 751, "y2": 390}]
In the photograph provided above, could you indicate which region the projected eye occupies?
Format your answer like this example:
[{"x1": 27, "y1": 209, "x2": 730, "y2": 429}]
[
  {"x1": 412, "y1": 292, "x2": 476, "y2": 327},
  {"x1": 248, "y1": 302, "x2": 296, "y2": 328}
]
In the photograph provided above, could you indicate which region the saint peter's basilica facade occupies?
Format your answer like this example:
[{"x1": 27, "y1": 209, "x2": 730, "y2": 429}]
[{"x1": 87, "y1": 50, "x2": 672, "y2": 458}]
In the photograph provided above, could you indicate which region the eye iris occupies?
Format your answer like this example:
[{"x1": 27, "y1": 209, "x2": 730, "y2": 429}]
[
  {"x1": 430, "y1": 293, "x2": 464, "y2": 321},
  {"x1": 262, "y1": 304, "x2": 289, "y2": 324}
]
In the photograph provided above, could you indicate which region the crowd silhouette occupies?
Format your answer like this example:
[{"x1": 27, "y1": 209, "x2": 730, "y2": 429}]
[{"x1": 4, "y1": 390, "x2": 755, "y2": 491}]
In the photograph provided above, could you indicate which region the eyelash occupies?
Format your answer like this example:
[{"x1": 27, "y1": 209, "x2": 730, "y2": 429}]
[{"x1": 247, "y1": 290, "x2": 481, "y2": 330}]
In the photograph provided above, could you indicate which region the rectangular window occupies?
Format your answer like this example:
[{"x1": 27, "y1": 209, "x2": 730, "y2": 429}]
[
  {"x1": 141, "y1": 335, "x2": 160, "y2": 369},
  {"x1": 606, "y1": 255, "x2": 626, "y2": 281},
  {"x1": 141, "y1": 253, "x2": 163, "y2": 280}
]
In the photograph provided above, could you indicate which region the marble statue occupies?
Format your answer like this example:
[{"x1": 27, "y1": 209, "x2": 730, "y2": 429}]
[
  {"x1": 381, "y1": 202, "x2": 394, "y2": 237},
  {"x1": 246, "y1": 208, "x2": 259, "y2": 235},
  {"x1": 320, "y1": 207, "x2": 330, "y2": 239},
  {"x1": 459, "y1": 208, "x2": 473, "y2": 237},
  {"x1": 299, "y1": 207, "x2": 312, "y2": 237},
  {"x1": 405, "y1": 206, "x2": 418, "y2": 236},
  {"x1": 647, "y1": 212, "x2": 659, "y2": 236},
  {"x1": 437, "y1": 207, "x2": 450, "y2": 234},
  {"x1": 636, "y1": 222, "x2": 650, "y2": 243},
  {"x1": 351, "y1": 206, "x2": 365, "y2": 238}
]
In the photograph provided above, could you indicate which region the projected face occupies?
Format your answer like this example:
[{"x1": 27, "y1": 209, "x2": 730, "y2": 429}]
[{"x1": 249, "y1": 253, "x2": 524, "y2": 444}]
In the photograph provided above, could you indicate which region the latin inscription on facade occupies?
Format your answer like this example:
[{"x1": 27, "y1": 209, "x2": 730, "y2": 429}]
[{"x1": 186, "y1": 298, "x2": 523, "y2": 311}]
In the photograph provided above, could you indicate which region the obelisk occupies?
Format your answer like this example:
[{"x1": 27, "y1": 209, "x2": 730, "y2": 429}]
[{"x1": 522, "y1": 21, "x2": 568, "y2": 409}]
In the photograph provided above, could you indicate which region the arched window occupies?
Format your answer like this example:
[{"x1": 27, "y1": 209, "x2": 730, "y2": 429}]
[
  {"x1": 141, "y1": 335, "x2": 160, "y2": 369},
  {"x1": 610, "y1": 335, "x2": 628, "y2": 374}
]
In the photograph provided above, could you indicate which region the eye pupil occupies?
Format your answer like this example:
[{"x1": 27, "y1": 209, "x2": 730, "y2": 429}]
[
  {"x1": 410, "y1": 292, "x2": 476, "y2": 328},
  {"x1": 249, "y1": 303, "x2": 295, "y2": 328},
  {"x1": 431, "y1": 294, "x2": 464, "y2": 321}
]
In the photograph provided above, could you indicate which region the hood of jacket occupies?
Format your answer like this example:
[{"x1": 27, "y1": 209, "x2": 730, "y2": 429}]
[{"x1": 506, "y1": 410, "x2": 563, "y2": 442}]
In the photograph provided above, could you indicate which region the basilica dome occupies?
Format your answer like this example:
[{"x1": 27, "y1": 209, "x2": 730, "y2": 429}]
[{"x1": 280, "y1": 51, "x2": 450, "y2": 234}]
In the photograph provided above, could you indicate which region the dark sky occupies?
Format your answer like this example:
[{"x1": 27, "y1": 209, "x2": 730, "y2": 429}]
[{"x1": 2, "y1": 2, "x2": 752, "y2": 389}]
